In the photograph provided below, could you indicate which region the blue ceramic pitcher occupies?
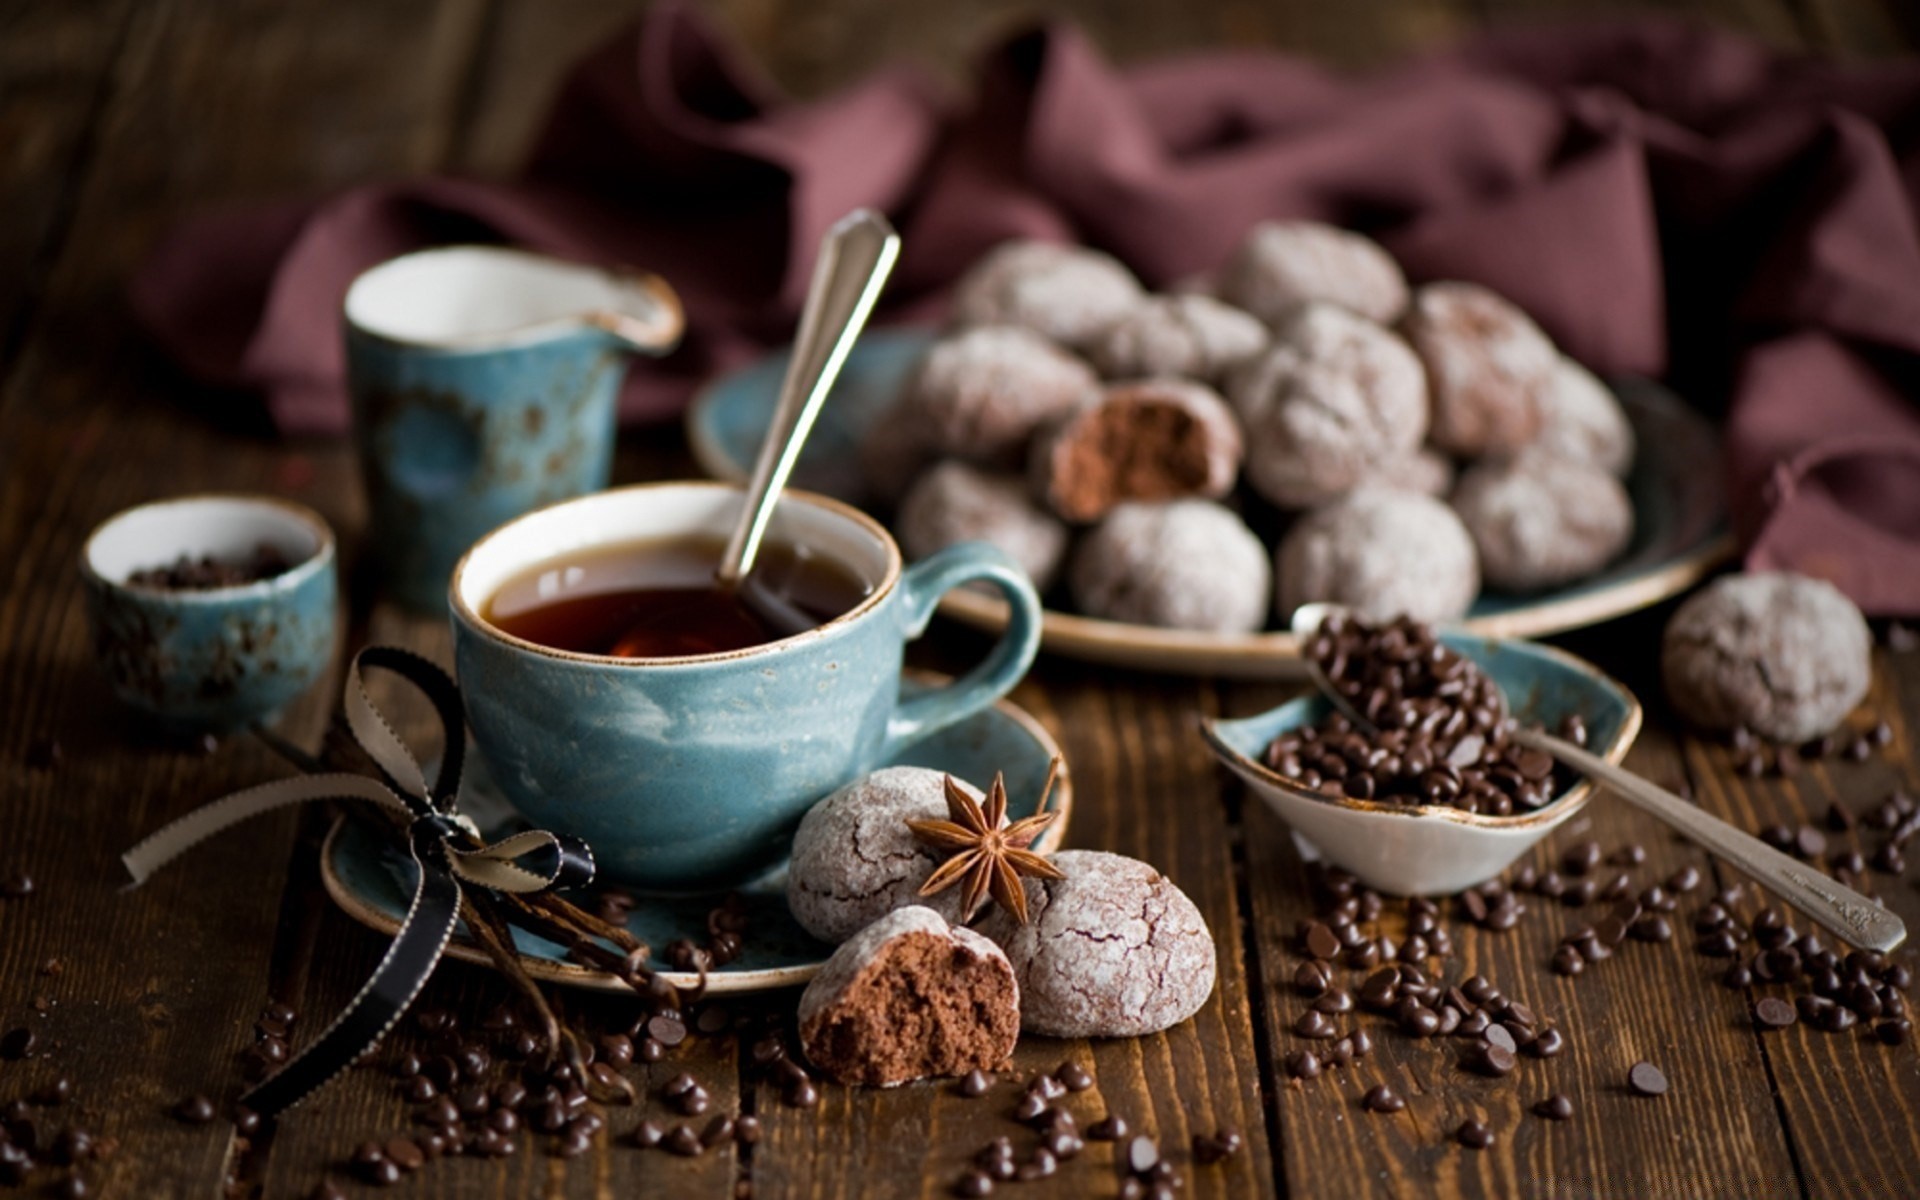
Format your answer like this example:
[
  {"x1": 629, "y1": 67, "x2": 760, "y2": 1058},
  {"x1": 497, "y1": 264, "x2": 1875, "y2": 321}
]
[{"x1": 344, "y1": 246, "x2": 683, "y2": 611}]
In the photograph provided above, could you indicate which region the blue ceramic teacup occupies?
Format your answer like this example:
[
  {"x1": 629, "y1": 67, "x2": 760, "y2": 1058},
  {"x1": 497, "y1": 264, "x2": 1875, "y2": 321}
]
[
  {"x1": 345, "y1": 246, "x2": 684, "y2": 611},
  {"x1": 450, "y1": 481, "x2": 1044, "y2": 891},
  {"x1": 81, "y1": 495, "x2": 340, "y2": 732}
]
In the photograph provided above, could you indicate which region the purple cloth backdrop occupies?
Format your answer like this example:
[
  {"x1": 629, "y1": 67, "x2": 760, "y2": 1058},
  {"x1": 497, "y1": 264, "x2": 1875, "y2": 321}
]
[{"x1": 130, "y1": 4, "x2": 1920, "y2": 614}]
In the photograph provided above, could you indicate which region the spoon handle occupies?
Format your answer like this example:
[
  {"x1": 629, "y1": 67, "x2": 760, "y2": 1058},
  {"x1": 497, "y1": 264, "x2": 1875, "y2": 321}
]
[
  {"x1": 1513, "y1": 727, "x2": 1907, "y2": 953},
  {"x1": 717, "y1": 210, "x2": 901, "y2": 587}
]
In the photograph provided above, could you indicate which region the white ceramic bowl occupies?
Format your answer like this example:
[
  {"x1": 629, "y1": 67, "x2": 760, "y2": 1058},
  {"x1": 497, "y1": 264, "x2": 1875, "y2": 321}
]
[{"x1": 1201, "y1": 631, "x2": 1642, "y2": 895}]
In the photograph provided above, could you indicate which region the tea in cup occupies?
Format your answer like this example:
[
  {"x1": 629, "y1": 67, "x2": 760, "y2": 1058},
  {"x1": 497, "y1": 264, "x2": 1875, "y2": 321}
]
[{"x1": 449, "y1": 481, "x2": 1043, "y2": 890}]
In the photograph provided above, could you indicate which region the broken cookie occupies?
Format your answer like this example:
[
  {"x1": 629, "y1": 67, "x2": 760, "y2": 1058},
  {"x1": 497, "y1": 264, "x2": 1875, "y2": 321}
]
[
  {"x1": 1029, "y1": 379, "x2": 1244, "y2": 523},
  {"x1": 798, "y1": 906, "x2": 1020, "y2": 1087}
]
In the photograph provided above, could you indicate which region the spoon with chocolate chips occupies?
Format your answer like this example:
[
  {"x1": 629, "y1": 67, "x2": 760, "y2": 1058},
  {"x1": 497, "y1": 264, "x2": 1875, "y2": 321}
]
[{"x1": 1291, "y1": 605, "x2": 1905, "y2": 953}]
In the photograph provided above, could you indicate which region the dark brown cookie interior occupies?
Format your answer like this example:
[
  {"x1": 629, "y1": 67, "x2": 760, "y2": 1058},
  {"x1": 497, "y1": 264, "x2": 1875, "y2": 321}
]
[
  {"x1": 803, "y1": 931, "x2": 1017, "y2": 1087},
  {"x1": 1043, "y1": 400, "x2": 1216, "y2": 522}
]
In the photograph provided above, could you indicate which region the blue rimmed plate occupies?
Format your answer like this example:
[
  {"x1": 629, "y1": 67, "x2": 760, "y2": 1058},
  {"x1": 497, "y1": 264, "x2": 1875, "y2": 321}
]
[
  {"x1": 687, "y1": 329, "x2": 1733, "y2": 679},
  {"x1": 320, "y1": 675, "x2": 1071, "y2": 994}
]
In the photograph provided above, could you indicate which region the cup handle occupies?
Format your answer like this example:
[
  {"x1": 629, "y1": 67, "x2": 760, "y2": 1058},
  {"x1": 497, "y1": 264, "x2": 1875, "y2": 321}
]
[{"x1": 881, "y1": 541, "x2": 1043, "y2": 756}]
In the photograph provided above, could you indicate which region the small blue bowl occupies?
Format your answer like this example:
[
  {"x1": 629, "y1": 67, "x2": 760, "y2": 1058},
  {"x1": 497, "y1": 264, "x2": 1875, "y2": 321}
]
[
  {"x1": 81, "y1": 495, "x2": 340, "y2": 732},
  {"x1": 1202, "y1": 631, "x2": 1643, "y2": 895}
]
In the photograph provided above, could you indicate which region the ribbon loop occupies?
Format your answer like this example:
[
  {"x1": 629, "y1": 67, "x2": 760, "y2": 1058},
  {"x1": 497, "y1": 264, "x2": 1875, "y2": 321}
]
[{"x1": 121, "y1": 646, "x2": 596, "y2": 1116}]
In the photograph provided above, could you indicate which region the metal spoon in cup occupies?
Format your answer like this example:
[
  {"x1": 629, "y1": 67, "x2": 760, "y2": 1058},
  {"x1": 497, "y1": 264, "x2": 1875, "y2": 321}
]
[
  {"x1": 715, "y1": 209, "x2": 901, "y2": 635},
  {"x1": 1290, "y1": 603, "x2": 1907, "y2": 953}
]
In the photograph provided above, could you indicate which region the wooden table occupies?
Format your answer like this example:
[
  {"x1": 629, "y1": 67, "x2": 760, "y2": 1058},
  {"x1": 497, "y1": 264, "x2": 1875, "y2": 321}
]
[{"x1": 3, "y1": 1, "x2": 1917, "y2": 1197}]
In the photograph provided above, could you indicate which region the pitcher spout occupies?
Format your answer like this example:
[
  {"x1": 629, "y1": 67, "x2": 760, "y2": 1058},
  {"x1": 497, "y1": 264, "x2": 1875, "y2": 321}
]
[{"x1": 584, "y1": 269, "x2": 684, "y2": 355}]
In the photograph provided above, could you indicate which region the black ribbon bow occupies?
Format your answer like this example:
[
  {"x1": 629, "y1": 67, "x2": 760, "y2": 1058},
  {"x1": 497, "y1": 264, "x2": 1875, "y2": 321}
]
[{"x1": 122, "y1": 646, "x2": 595, "y2": 1117}]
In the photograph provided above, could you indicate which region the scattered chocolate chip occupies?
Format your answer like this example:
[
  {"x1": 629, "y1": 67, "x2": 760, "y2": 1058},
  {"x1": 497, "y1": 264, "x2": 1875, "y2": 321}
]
[
  {"x1": 0, "y1": 1028, "x2": 34, "y2": 1061},
  {"x1": 1455, "y1": 1119, "x2": 1494, "y2": 1149},
  {"x1": 1362, "y1": 1084, "x2": 1405, "y2": 1114},
  {"x1": 1533, "y1": 1094, "x2": 1574, "y2": 1121},
  {"x1": 1056, "y1": 1061, "x2": 1094, "y2": 1092},
  {"x1": 173, "y1": 1094, "x2": 215, "y2": 1125},
  {"x1": 663, "y1": 1124, "x2": 704, "y2": 1157},
  {"x1": 646, "y1": 1014, "x2": 688, "y2": 1047},
  {"x1": 1628, "y1": 1061, "x2": 1669, "y2": 1096},
  {"x1": 953, "y1": 1169, "x2": 995, "y2": 1197},
  {"x1": 1, "y1": 875, "x2": 34, "y2": 900},
  {"x1": 1294, "y1": 1010, "x2": 1337, "y2": 1039},
  {"x1": 1089, "y1": 1115, "x2": 1129, "y2": 1141},
  {"x1": 1125, "y1": 1136, "x2": 1160, "y2": 1176},
  {"x1": 1754, "y1": 997, "x2": 1797, "y2": 1029},
  {"x1": 1467, "y1": 1043, "x2": 1517, "y2": 1077}
]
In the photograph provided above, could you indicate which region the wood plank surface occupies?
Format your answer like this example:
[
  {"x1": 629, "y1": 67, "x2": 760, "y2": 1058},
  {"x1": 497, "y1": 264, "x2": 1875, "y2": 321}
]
[
  {"x1": 1, "y1": 0, "x2": 1917, "y2": 1197},
  {"x1": 1230, "y1": 655, "x2": 1805, "y2": 1199}
]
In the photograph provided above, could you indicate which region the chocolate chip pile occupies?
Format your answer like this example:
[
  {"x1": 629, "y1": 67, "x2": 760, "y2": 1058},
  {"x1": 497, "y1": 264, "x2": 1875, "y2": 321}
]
[
  {"x1": 1266, "y1": 613, "x2": 1568, "y2": 815},
  {"x1": 125, "y1": 544, "x2": 292, "y2": 591},
  {"x1": 1281, "y1": 863, "x2": 1572, "y2": 1149}
]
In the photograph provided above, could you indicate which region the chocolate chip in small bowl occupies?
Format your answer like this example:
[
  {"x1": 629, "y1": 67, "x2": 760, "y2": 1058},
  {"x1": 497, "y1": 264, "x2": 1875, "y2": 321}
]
[{"x1": 1202, "y1": 609, "x2": 1640, "y2": 896}]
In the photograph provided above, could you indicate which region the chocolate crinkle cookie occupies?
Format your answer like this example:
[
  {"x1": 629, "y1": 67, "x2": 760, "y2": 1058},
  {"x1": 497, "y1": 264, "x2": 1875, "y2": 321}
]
[
  {"x1": 1533, "y1": 356, "x2": 1635, "y2": 476},
  {"x1": 896, "y1": 461, "x2": 1070, "y2": 590},
  {"x1": 856, "y1": 394, "x2": 940, "y2": 505},
  {"x1": 893, "y1": 325, "x2": 1098, "y2": 465},
  {"x1": 1359, "y1": 445, "x2": 1455, "y2": 498},
  {"x1": 786, "y1": 768, "x2": 993, "y2": 944},
  {"x1": 978, "y1": 850, "x2": 1215, "y2": 1038},
  {"x1": 1228, "y1": 303, "x2": 1429, "y2": 509},
  {"x1": 1275, "y1": 487, "x2": 1480, "y2": 625},
  {"x1": 798, "y1": 906, "x2": 1019, "y2": 1087},
  {"x1": 1069, "y1": 500, "x2": 1270, "y2": 633},
  {"x1": 1029, "y1": 378, "x2": 1243, "y2": 524},
  {"x1": 948, "y1": 240, "x2": 1145, "y2": 351},
  {"x1": 1662, "y1": 572, "x2": 1872, "y2": 744},
  {"x1": 1450, "y1": 450, "x2": 1632, "y2": 592},
  {"x1": 1215, "y1": 220, "x2": 1409, "y2": 327},
  {"x1": 1083, "y1": 293, "x2": 1268, "y2": 383},
  {"x1": 1400, "y1": 281, "x2": 1556, "y2": 458}
]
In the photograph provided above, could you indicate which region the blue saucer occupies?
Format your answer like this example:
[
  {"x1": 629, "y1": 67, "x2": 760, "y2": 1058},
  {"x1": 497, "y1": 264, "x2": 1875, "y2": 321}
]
[{"x1": 320, "y1": 676, "x2": 1070, "y2": 993}]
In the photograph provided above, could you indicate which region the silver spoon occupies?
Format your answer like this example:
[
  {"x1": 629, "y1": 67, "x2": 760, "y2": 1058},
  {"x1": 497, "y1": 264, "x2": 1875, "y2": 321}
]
[
  {"x1": 716, "y1": 209, "x2": 900, "y2": 632},
  {"x1": 1290, "y1": 604, "x2": 1907, "y2": 953}
]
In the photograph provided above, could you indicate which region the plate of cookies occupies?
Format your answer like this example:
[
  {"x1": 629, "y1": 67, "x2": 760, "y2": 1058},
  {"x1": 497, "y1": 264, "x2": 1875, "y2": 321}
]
[{"x1": 688, "y1": 226, "x2": 1734, "y2": 679}]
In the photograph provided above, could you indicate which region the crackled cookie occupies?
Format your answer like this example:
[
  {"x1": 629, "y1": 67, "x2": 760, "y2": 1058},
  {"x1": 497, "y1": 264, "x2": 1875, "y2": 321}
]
[
  {"x1": 893, "y1": 325, "x2": 1098, "y2": 465},
  {"x1": 1215, "y1": 221, "x2": 1409, "y2": 327},
  {"x1": 856, "y1": 395, "x2": 940, "y2": 505},
  {"x1": 1083, "y1": 293, "x2": 1268, "y2": 383},
  {"x1": 948, "y1": 240, "x2": 1145, "y2": 351},
  {"x1": 1275, "y1": 487, "x2": 1479, "y2": 625},
  {"x1": 1451, "y1": 451, "x2": 1633, "y2": 592},
  {"x1": 895, "y1": 461, "x2": 1070, "y2": 590},
  {"x1": 786, "y1": 768, "x2": 991, "y2": 944},
  {"x1": 978, "y1": 850, "x2": 1215, "y2": 1038},
  {"x1": 1361, "y1": 446, "x2": 1455, "y2": 498},
  {"x1": 1029, "y1": 379, "x2": 1243, "y2": 523},
  {"x1": 1400, "y1": 282, "x2": 1555, "y2": 458},
  {"x1": 1228, "y1": 303, "x2": 1429, "y2": 509},
  {"x1": 1534, "y1": 356, "x2": 1635, "y2": 477},
  {"x1": 798, "y1": 906, "x2": 1020, "y2": 1087},
  {"x1": 1662, "y1": 573, "x2": 1872, "y2": 743},
  {"x1": 1069, "y1": 500, "x2": 1270, "y2": 633}
]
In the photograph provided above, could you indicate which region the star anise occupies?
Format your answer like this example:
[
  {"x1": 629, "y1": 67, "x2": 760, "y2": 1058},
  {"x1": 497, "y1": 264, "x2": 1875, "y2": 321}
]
[{"x1": 907, "y1": 758, "x2": 1065, "y2": 924}]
